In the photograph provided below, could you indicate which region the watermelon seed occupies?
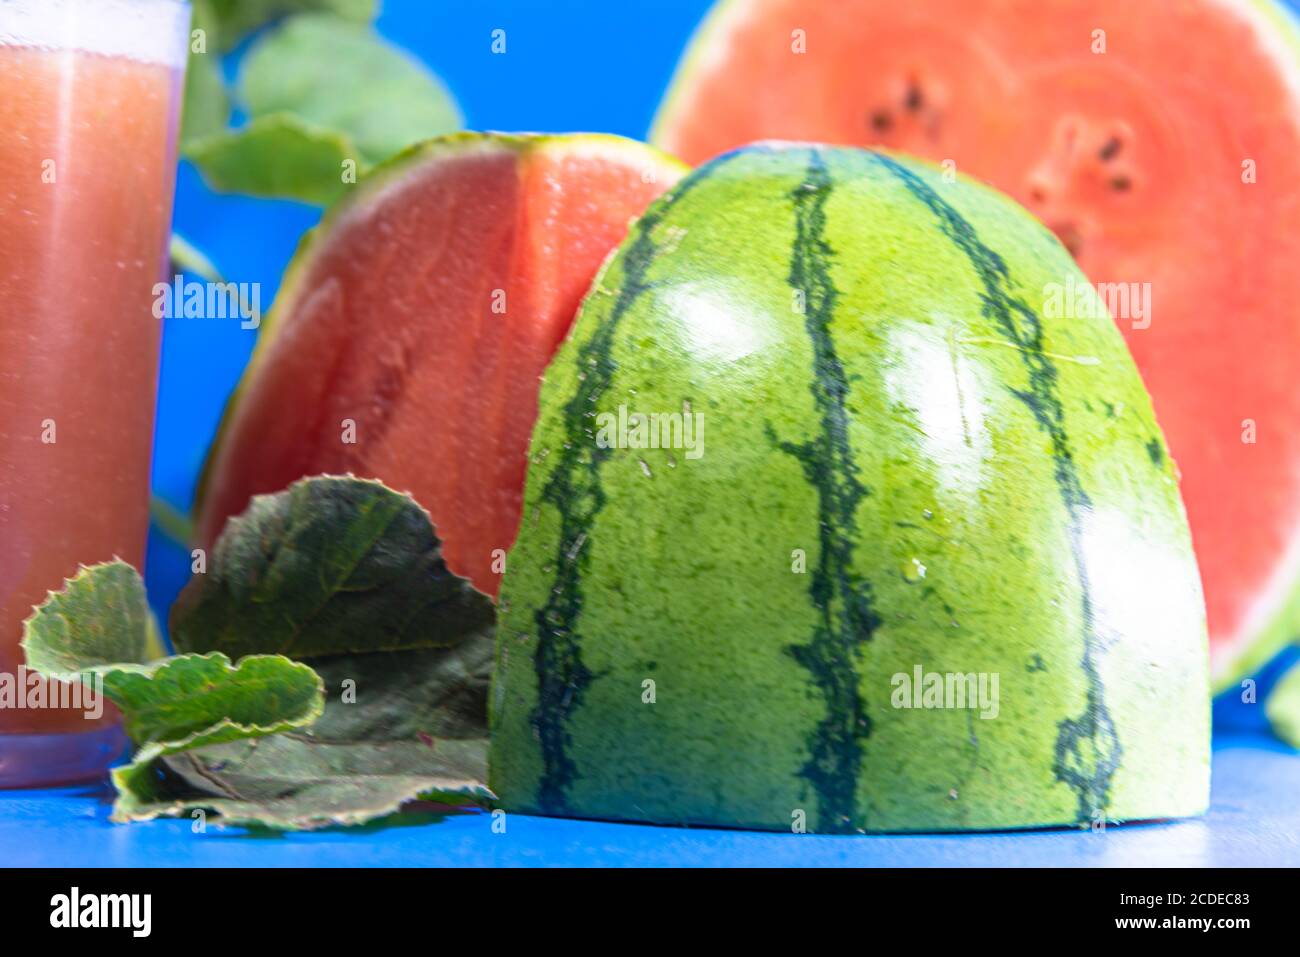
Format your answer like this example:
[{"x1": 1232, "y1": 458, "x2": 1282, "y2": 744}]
[
  {"x1": 1098, "y1": 137, "x2": 1123, "y2": 161},
  {"x1": 1109, "y1": 175, "x2": 1132, "y2": 192},
  {"x1": 869, "y1": 109, "x2": 894, "y2": 133},
  {"x1": 904, "y1": 81, "x2": 924, "y2": 112}
]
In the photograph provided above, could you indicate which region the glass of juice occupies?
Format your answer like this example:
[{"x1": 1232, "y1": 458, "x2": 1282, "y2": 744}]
[{"x1": 0, "y1": 0, "x2": 189, "y2": 786}]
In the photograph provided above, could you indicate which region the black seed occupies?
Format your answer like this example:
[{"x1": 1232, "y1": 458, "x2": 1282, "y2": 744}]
[
  {"x1": 870, "y1": 110, "x2": 894, "y2": 133},
  {"x1": 1099, "y1": 137, "x2": 1123, "y2": 161},
  {"x1": 904, "y1": 83, "x2": 924, "y2": 112},
  {"x1": 1109, "y1": 175, "x2": 1132, "y2": 192}
]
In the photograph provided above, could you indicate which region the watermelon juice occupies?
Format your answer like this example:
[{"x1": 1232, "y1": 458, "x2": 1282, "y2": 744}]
[{"x1": 0, "y1": 0, "x2": 188, "y2": 785}]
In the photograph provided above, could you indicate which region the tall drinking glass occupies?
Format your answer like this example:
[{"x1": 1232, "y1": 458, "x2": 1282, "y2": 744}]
[{"x1": 0, "y1": 0, "x2": 189, "y2": 785}]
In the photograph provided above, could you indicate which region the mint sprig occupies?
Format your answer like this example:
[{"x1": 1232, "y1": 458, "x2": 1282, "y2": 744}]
[{"x1": 183, "y1": 13, "x2": 461, "y2": 205}]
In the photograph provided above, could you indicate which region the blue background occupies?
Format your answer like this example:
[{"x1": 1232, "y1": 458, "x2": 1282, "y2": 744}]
[{"x1": 11, "y1": 0, "x2": 1299, "y2": 865}]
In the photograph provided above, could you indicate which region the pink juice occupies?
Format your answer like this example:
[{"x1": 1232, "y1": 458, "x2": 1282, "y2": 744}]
[{"x1": 0, "y1": 0, "x2": 188, "y2": 785}]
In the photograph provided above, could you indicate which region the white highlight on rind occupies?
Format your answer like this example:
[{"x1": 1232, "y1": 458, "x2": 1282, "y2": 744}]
[{"x1": 0, "y1": 0, "x2": 191, "y2": 68}]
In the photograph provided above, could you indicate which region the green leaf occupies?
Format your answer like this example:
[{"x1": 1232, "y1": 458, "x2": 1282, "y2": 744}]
[
  {"x1": 127, "y1": 477, "x2": 497, "y2": 828},
  {"x1": 1266, "y1": 660, "x2": 1300, "y2": 749},
  {"x1": 308, "y1": 639, "x2": 492, "y2": 744},
  {"x1": 113, "y1": 735, "x2": 490, "y2": 829},
  {"x1": 103, "y1": 653, "x2": 322, "y2": 749},
  {"x1": 206, "y1": 0, "x2": 378, "y2": 51},
  {"x1": 171, "y1": 476, "x2": 495, "y2": 662},
  {"x1": 180, "y1": 0, "x2": 231, "y2": 147},
  {"x1": 21, "y1": 561, "x2": 155, "y2": 674},
  {"x1": 183, "y1": 10, "x2": 459, "y2": 205},
  {"x1": 29, "y1": 481, "x2": 496, "y2": 830},
  {"x1": 21, "y1": 562, "x2": 323, "y2": 749},
  {"x1": 239, "y1": 13, "x2": 461, "y2": 166},
  {"x1": 183, "y1": 113, "x2": 359, "y2": 205},
  {"x1": 112, "y1": 633, "x2": 495, "y2": 829}
]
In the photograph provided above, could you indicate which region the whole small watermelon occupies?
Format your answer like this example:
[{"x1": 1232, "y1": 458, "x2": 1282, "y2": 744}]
[{"x1": 489, "y1": 143, "x2": 1209, "y2": 833}]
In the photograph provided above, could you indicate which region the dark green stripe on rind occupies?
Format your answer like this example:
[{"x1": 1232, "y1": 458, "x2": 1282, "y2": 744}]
[
  {"x1": 872, "y1": 152, "x2": 1121, "y2": 823},
  {"x1": 527, "y1": 159, "x2": 727, "y2": 814},
  {"x1": 772, "y1": 150, "x2": 879, "y2": 833}
]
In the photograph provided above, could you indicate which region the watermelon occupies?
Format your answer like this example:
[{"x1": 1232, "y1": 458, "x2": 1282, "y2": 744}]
[
  {"x1": 194, "y1": 133, "x2": 687, "y2": 595},
  {"x1": 489, "y1": 144, "x2": 1210, "y2": 832},
  {"x1": 652, "y1": 0, "x2": 1300, "y2": 690}
]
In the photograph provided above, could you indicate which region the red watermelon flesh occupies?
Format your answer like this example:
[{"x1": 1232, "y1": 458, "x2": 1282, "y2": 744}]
[
  {"x1": 653, "y1": 0, "x2": 1300, "y2": 684},
  {"x1": 195, "y1": 134, "x2": 686, "y2": 596}
]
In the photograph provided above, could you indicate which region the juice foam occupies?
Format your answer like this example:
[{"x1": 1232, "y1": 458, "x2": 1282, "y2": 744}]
[{"x1": 0, "y1": 0, "x2": 191, "y2": 67}]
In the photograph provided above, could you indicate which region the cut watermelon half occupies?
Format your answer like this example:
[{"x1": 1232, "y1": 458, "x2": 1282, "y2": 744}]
[
  {"x1": 654, "y1": 0, "x2": 1300, "y2": 688},
  {"x1": 195, "y1": 133, "x2": 687, "y2": 596}
]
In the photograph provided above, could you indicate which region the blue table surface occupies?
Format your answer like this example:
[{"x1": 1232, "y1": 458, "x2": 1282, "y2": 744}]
[{"x1": 1, "y1": 733, "x2": 1296, "y2": 867}]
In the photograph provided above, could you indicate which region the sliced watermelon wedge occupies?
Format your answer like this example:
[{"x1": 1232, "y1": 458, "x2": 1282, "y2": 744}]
[
  {"x1": 195, "y1": 133, "x2": 687, "y2": 596},
  {"x1": 653, "y1": 0, "x2": 1300, "y2": 688}
]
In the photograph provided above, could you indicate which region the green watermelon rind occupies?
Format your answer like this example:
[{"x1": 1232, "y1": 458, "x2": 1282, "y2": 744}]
[{"x1": 490, "y1": 143, "x2": 1210, "y2": 832}]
